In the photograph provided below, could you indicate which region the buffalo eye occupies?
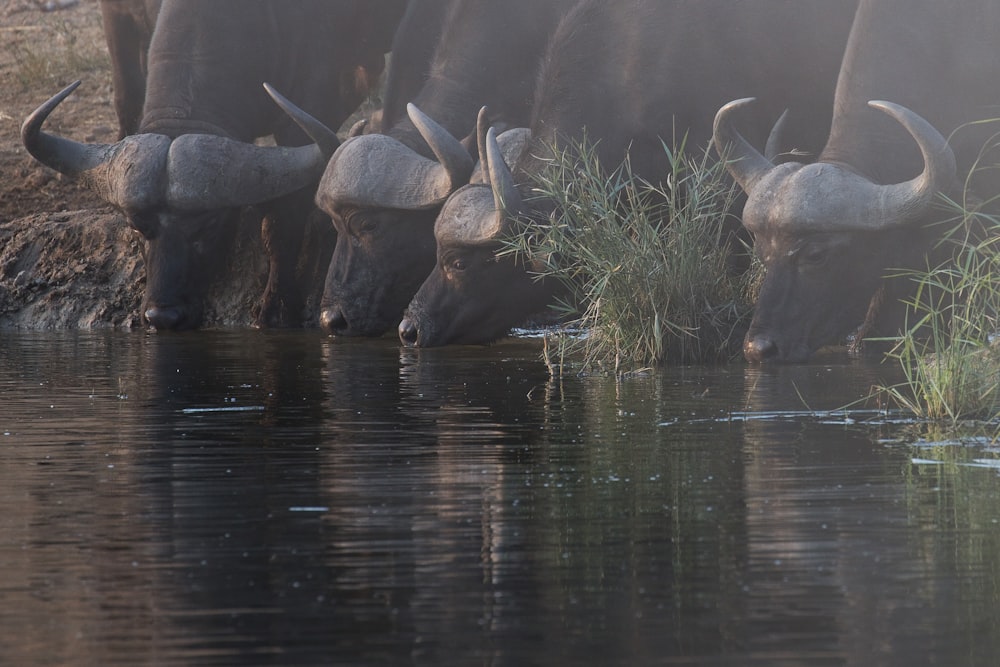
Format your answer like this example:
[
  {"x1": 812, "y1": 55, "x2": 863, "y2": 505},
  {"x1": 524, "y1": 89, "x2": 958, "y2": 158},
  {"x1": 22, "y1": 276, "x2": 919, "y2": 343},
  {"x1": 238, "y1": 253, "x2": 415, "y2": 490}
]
[
  {"x1": 450, "y1": 257, "x2": 467, "y2": 272},
  {"x1": 346, "y1": 211, "x2": 377, "y2": 235},
  {"x1": 799, "y1": 245, "x2": 829, "y2": 266}
]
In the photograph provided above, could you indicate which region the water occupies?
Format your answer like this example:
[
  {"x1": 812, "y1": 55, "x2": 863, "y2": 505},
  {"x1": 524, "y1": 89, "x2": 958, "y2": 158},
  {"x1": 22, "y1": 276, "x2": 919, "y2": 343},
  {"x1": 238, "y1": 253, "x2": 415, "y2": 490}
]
[{"x1": 1, "y1": 331, "x2": 998, "y2": 666}]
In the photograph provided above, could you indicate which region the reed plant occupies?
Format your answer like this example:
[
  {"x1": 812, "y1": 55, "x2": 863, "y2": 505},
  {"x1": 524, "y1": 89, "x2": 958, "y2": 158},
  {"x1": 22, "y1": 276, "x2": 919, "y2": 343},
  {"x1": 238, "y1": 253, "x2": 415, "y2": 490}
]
[
  {"x1": 500, "y1": 137, "x2": 754, "y2": 375},
  {"x1": 877, "y1": 199, "x2": 1000, "y2": 428}
]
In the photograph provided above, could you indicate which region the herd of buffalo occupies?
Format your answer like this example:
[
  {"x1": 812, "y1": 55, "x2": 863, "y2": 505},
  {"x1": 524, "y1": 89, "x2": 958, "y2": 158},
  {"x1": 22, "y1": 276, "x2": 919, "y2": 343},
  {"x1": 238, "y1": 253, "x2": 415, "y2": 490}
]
[{"x1": 18, "y1": 0, "x2": 1000, "y2": 362}]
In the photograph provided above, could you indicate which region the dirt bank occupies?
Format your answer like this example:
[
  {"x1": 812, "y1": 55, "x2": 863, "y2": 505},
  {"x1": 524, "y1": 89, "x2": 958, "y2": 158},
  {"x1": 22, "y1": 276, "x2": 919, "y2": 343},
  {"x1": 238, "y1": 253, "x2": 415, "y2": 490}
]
[{"x1": 0, "y1": 0, "x2": 325, "y2": 329}]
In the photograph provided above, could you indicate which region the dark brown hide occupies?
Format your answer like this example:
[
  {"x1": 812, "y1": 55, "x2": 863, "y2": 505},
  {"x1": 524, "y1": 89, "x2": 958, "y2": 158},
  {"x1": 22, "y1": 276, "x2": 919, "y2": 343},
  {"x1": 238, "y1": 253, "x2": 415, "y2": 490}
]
[
  {"x1": 400, "y1": 0, "x2": 859, "y2": 348},
  {"x1": 314, "y1": 0, "x2": 578, "y2": 338},
  {"x1": 25, "y1": 0, "x2": 409, "y2": 330},
  {"x1": 716, "y1": 0, "x2": 1000, "y2": 362}
]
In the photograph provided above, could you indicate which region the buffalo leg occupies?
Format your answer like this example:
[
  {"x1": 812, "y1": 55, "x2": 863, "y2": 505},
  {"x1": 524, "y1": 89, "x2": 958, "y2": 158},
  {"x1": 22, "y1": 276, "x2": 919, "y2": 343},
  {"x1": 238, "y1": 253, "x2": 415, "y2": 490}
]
[
  {"x1": 99, "y1": 2, "x2": 149, "y2": 138},
  {"x1": 257, "y1": 189, "x2": 334, "y2": 328}
]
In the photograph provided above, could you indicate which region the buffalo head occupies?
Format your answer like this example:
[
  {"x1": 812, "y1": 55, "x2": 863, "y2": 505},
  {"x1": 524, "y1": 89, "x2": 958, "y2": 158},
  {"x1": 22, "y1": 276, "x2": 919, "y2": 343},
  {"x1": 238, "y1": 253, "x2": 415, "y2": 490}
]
[
  {"x1": 713, "y1": 97, "x2": 957, "y2": 362},
  {"x1": 400, "y1": 123, "x2": 553, "y2": 347},
  {"x1": 298, "y1": 102, "x2": 477, "y2": 337},
  {"x1": 21, "y1": 81, "x2": 334, "y2": 330}
]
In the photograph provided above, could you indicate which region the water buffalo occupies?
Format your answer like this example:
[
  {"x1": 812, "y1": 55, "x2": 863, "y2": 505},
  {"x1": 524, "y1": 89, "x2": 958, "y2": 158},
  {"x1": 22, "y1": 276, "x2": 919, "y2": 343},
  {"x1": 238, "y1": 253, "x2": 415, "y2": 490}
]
[
  {"x1": 714, "y1": 0, "x2": 1000, "y2": 362},
  {"x1": 398, "y1": 0, "x2": 859, "y2": 348},
  {"x1": 23, "y1": 0, "x2": 408, "y2": 330},
  {"x1": 307, "y1": 0, "x2": 579, "y2": 337},
  {"x1": 98, "y1": 0, "x2": 161, "y2": 139}
]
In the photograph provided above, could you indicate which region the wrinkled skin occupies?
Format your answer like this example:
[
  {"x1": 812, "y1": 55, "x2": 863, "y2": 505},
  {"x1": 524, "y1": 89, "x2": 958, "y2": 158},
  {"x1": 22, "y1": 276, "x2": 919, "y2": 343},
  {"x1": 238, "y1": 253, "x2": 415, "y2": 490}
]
[
  {"x1": 320, "y1": 206, "x2": 439, "y2": 335},
  {"x1": 400, "y1": 241, "x2": 556, "y2": 347},
  {"x1": 744, "y1": 229, "x2": 902, "y2": 362},
  {"x1": 135, "y1": 208, "x2": 239, "y2": 330},
  {"x1": 399, "y1": 0, "x2": 858, "y2": 348},
  {"x1": 316, "y1": 0, "x2": 578, "y2": 337},
  {"x1": 720, "y1": 0, "x2": 1000, "y2": 362},
  {"x1": 136, "y1": 0, "x2": 404, "y2": 330},
  {"x1": 28, "y1": 0, "x2": 409, "y2": 331}
]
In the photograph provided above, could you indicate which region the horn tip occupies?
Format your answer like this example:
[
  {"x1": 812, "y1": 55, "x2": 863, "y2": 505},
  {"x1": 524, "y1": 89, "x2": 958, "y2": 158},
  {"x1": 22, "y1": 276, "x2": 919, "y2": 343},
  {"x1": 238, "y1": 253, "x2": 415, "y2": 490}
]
[
  {"x1": 22, "y1": 80, "x2": 84, "y2": 140},
  {"x1": 714, "y1": 97, "x2": 758, "y2": 131},
  {"x1": 720, "y1": 97, "x2": 757, "y2": 113},
  {"x1": 262, "y1": 82, "x2": 287, "y2": 105},
  {"x1": 406, "y1": 102, "x2": 429, "y2": 126}
]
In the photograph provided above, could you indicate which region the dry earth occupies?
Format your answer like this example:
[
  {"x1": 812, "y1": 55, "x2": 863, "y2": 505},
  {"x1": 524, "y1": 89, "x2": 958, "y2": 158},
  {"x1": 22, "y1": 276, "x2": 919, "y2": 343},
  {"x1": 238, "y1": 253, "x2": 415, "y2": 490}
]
[{"x1": 0, "y1": 0, "x2": 326, "y2": 329}]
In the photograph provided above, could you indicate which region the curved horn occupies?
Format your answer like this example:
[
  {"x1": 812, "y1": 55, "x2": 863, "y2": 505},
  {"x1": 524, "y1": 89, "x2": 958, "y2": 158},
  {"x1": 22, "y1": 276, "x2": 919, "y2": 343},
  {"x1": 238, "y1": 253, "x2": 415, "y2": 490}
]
[
  {"x1": 713, "y1": 97, "x2": 777, "y2": 193},
  {"x1": 407, "y1": 102, "x2": 474, "y2": 191},
  {"x1": 763, "y1": 109, "x2": 789, "y2": 162},
  {"x1": 21, "y1": 80, "x2": 103, "y2": 176},
  {"x1": 486, "y1": 126, "x2": 522, "y2": 218},
  {"x1": 867, "y1": 100, "x2": 957, "y2": 227},
  {"x1": 263, "y1": 82, "x2": 341, "y2": 160},
  {"x1": 476, "y1": 106, "x2": 490, "y2": 182},
  {"x1": 22, "y1": 80, "x2": 173, "y2": 210},
  {"x1": 165, "y1": 134, "x2": 331, "y2": 210}
]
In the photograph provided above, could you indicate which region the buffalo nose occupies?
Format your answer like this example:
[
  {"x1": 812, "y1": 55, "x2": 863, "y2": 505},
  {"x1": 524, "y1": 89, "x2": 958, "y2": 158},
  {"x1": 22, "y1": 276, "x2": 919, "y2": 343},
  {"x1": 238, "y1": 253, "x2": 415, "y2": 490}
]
[
  {"x1": 145, "y1": 306, "x2": 183, "y2": 330},
  {"x1": 398, "y1": 318, "x2": 419, "y2": 347},
  {"x1": 319, "y1": 308, "x2": 348, "y2": 334},
  {"x1": 744, "y1": 335, "x2": 778, "y2": 363}
]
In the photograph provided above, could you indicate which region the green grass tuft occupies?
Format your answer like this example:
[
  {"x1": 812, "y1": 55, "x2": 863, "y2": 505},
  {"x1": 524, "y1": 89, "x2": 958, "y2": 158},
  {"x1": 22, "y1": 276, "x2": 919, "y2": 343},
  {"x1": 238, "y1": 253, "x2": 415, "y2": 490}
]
[
  {"x1": 876, "y1": 203, "x2": 1000, "y2": 428},
  {"x1": 500, "y1": 137, "x2": 756, "y2": 376}
]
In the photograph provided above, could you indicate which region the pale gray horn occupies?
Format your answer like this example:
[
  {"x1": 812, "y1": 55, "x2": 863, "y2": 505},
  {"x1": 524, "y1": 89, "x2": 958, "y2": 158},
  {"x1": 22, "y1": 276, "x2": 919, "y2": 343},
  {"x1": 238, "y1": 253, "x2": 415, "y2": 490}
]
[
  {"x1": 21, "y1": 81, "x2": 102, "y2": 177},
  {"x1": 763, "y1": 109, "x2": 789, "y2": 162},
  {"x1": 155, "y1": 84, "x2": 335, "y2": 210},
  {"x1": 165, "y1": 134, "x2": 332, "y2": 211},
  {"x1": 407, "y1": 102, "x2": 474, "y2": 191},
  {"x1": 476, "y1": 106, "x2": 490, "y2": 183},
  {"x1": 21, "y1": 80, "x2": 171, "y2": 211},
  {"x1": 486, "y1": 126, "x2": 522, "y2": 218},
  {"x1": 263, "y1": 82, "x2": 341, "y2": 160},
  {"x1": 867, "y1": 100, "x2": 957, "y2": 227},
  {"x1": 713, "y1": 97, "x2": 777, "y2": 192}
]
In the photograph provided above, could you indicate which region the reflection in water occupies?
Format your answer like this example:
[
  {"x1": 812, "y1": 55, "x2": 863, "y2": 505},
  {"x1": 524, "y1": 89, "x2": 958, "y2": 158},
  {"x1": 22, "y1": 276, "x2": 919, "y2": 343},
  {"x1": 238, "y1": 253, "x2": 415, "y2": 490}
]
[
  {"x1": 740, "y1": 360, "x2": 1000, "y2": 665},
  {"x1": 139, "y1": 332, "x2": 334, "y2": 660},
  {"x1": 0, "y1": 333, "x2": 999, "y2": 665}
]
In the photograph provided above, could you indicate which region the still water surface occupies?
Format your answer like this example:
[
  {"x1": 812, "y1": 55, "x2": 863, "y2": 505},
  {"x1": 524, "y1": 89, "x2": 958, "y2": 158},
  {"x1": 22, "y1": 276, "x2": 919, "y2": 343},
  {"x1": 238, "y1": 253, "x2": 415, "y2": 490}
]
[{"x1": 1, "y1": 331, "x2": 998, "y2": 666}]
